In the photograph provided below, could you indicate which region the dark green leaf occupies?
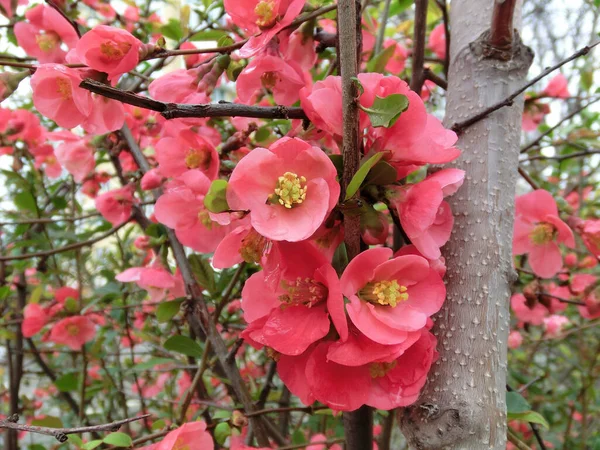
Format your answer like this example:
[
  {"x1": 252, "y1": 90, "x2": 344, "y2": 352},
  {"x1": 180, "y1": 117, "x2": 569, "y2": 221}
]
[
  {"x1": 188, "y1": 254, "x2": 216, "y2": 293},
  {"x1": 506, "y1": 391, "x2": 531, "y2": 414},
  {"x1": 214, "y1": 422, "x2": 231, "y2": 445},
  {"x1": 160, "y1": 18, "x2": 184, "y2": 41},
  {"x1": 156, "y1": 299, "x2": 183, "y2": 323},
  {"x1": 132, "y1": 357, "x2": 176, "y2": 371},
  {"x1": 345, "y1": 153, "x2": 384, "y2": 200},
  {"x1": 254, "y1": 126, "x2": 271, "y2": 142},
  {"x1": 82, "y1": 440, "x2": 103, "y2": 450},
  {"x1": 102, "y1": 432, "x2": 132, "y2": 447},
  {"x1": 364, "y1": 160, "x2": 397, "y2": 185},
  {"x1": 204, "y1": 179, "x2": 229, "y2": 213},
  {"x1": 361, "y1": 94, "x2": 409, "y2": 128},
  {"x1": 31, "y1": 416, "x2": 63, "y2": 428},
  {"x1": 507, "y1": 411, "x2": 550, "y2": 429},
  {"x1": 190, "y1": 29, "x2": 227, "y2": 41},
  {"x1": 14, "y1": 191, "x2": 37, "y2": 213},
  {"x1": 367, "y1": 44, "x2": 396, "y2": 73},
  {"x1": 55, "y1": 372, "x2": 79, "y2": 392},
  {"x1": 164, "y1": 335, "x2": 204, "y2": 358}
]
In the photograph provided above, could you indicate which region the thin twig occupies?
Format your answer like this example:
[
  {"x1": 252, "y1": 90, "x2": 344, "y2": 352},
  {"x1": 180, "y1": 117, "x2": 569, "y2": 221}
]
[
  {"x1": 451, "y1": 41, "x2": 600, "y2": 133},
  {"x1": 521, "y1": 148, "x2": 600, "y2": 162},
  {"x1": 410, "y1": 0, "x2": 429, "y2": 92},
  {"x1": 0, "y1": 414, "x2": 150, "y2": 443},
  {"x1": 518, "y1": 166, "x2": 540, "y2": 190}
]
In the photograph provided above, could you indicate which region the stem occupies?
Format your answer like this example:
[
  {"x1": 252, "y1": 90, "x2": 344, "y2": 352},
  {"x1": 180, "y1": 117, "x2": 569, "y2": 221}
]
[
  {"x1": 488, "y1": 0, "x2": 517, "y2": 49},
  {"x1": 374, "y1": 0, "x2": 392, "y2": 55},
  {"x1": 410, "y1": 0, "x2": 429, "y2": 92}
]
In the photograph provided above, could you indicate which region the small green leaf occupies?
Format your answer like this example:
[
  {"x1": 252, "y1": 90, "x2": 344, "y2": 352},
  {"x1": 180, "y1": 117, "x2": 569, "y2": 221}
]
[
  {"x1": 345, "y1": 153, "x2": 384, "y2": 200},
  {"x1": 14, "y1": 191, "x2": 37, "y2": 213},
  {"x1": 190, "y1": 29, "x2": 227, "y2": 41},
  {"x1": 188, "y1": 254, "x2": 216, "y2": 293},
  {"x1": 160, "y1": 18, "x2": 184, "y2": 41},
  {"x1": 214, "y1": 422, "x2": 231, "y2": 445},
  {"x1": 507, "y1": 411, "x2": 550, "y2": 429},
  {"x1": 204, "y1": 179, "x2": 230, "y2": 213},
  {"x1": 364, "y1": 160, "x2": 397, "y2": 185},
  {"x1": 164, "y1": 335, "x2": 204, "y2": 358},
  {"x1": 132, "y1": 357, "x2": 176, "y2": 371},
  {"x1": 254, "y1": 126, "x2": 271, "y2": 142},
  {"x1": 156, "y1": 299, "x2": 183, "y2": 323},
  {"x1": 82, "y1": 440, "x2": 103, "y2": 450},
  {"x1": 360, "y1": 94, "x2": 409, "y2": 128},
  {"x1": 68, "y1": 435, "x2": 83, "y2": 446},
  {"x1": 31, "y1": 416, "x2": 63, "y2": 428},
  {"x1": 506, "y1": 391, "x2": 531, "y2": 414},
  {"x1": 152, "y1": 419, "x2": 166, "y2": 431},
  {"x1": 367, "y1": 44, "x2": 396, "y2": 73},
  {"x1": 0, "y1": 286, "x2": 11, "y2": 300},
  {"x1": 29, "y1": 285, "x2": 43, "y2": 304},
  {"x1": 351, "y1": 76, "x2": 364, "y2": 95},
  {"x1": 102, "y1": 432, "x2": 132, "y2": 447},
  {"x1": 213, "y1": 410, "x2": 232, "y2": 420},
  {"x1": 55, "y1": 372, "x2": 79, "y2": 392},
  {"x1": 217, "y1": 35, "x2": 235, "y2": 47}
]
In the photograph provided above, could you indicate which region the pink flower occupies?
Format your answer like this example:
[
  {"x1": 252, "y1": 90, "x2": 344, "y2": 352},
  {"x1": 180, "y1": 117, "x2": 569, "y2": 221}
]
[
  {"x1": 155, "y1": 130, "x2": 219, "y2": 180},
  {"x1": 117, "y1": 265, "x2": 184, "y2": 302},
  {"x1": 95, "y1": 185, "x2": 137, "y2": 225},
  {"x1": 22, "y1": 304, "x2": 49, "y2": 338},
  {"x1": 224, "y1": 0, "x2": 306, "y2": 58},
  {"x1": 522, "y1": 101, "x2": 550, "y2": 132},
  {"x1": 543, "y1": 314, "x2": 569, "y2": 337},
  {"x1": 54, "y1": 139, "x2": 95, "y2": 182},
  {"x1": 14, "y1": 4, "x2": 79, "y2": 63},
  {"x1": 508, "y1": 331, "x2": 523, "y2": 349},
  {"x1": 387, "y1": 169, "x2": 465, "y2": 259},
  {"x1": 280, "y1": 30, "x2": 317, "y2": 71},
  {"x1": 227, "y1": 137, "x2": 340, "y2": 242},
  {"x1": 543, "y1": 74, "x2": 570, "y2": 99},
  {"x1": 428, "y1": 23, "x2": 446, "y2": 59},
  {"x1": 81, "y1": 94, "x2": 125, "y2": 134},
  {"x1": 30, "y1": 144, "x2": 62, "y2": 179},
  {"x1": 30, "y1": 64, "x2": 92, "y2": 129},
  {"x1": 55, "y1": 286, "x2": 79, "y2": 304},
  {"x1": 76, "y1": 26, "x2": 142, "y2": 81},
  {"x1": 241, "y1": 242, "x2": 346, "y2": 356},
  {"x1": 581, "y1": 287, "x2": 600, "y2": 320},
  {"x1": 510, "y1": 293, "x2": 548, "y2": 326},
  {"x1": 141, "y1": 169, "x2": 164, "y2": 191},
  {"x1": 49, "y1": 316, "x2": 96, "y2": 350},
  {"x1": 576, "y1": 219, "x2": 600, "y2": 258},
  {"x1": 383, "y1": 39, "x2": 408, "y2": 74},
  {"x1": 513, "y1": 190, "x2": 575, "y2": 278},
  {"x1": 154, "y1": 421, "x2": 213, "y2": 450},
  {"x1": 148, "y1": 69, "x2": 199, "y2": 103},
  {"x1": 154, "y1": 170, "x2": 239, "y2": 253},
  {"x1": 236, "y1": 52, "x2": 306, "y2": 106},
  {"x1": 340, "y1": 247, "x2": 445, "y2": 345}
]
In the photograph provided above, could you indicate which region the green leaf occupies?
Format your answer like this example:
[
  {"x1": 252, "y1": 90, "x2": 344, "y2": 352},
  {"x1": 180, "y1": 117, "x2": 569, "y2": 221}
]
[
  {"x1": 31, "y1": 416, "x2": 63, "y2": 428},
  {"x1": 29, "y1": 285, "x2": 43, "y2": 304},
  {"x1": 156, "y1": 299, "x2": 183, "y2": 323},
  {"x1": 0, "y1": 286, "x2": 11, "y2": 300},
  {"x1": 213, "y1": 410, "x2": 232, "y2": 420},
  {"x1": 345, "y1": 153, "x2": 384, "y2": 200},
  {"x1": 332, "y1": 243, "x2": 348, "y2": 277},
  {"x1": 351, "y1": 76, "x2": 364, "y2": 95},
  {"x1": 507, "y1": 411, "x2": 550, "y2": 429},
  {"x1": 68, "y1": 435, "x2": 84, "y2": 446},
  {"x1": 151, "y1": 419, "x2": 166, "y2": 431},
  {"x1": 364, "y1": 160, "x2": 397, "y2": 186},
  {"x1": 506, "y1": 391, "x2": 531, "y2": 414},
  {"x1": 164, "y1": 335, "x2": 204, "y2": 358},
  {"x1": 360, "y1": 94, "x2": 409, "y2": 128},
  {"x1": 214, "y1": 422, "x2": 231, "y2": 445},
  {"x1": 14, "y1": 191, "x2": 37, "y2": 213},
  {"x1": 254, "y1": 126, "x2": 271, "y2": 142},
  {"x1": 388, "y1": 0, "x2": 413, "y2": 16},
  {"x1": 82, "y1": 440, "x2": 103, "y2": 450},
  {"x1": 188, "y1": 254, "x2": 216, "y2": 293},
  {"x1": 217, "y1": 35, "x2": 235, "y2": 47},
  {"x1": 160, "y1": 18, "x2": 184, "y2": 41},
  {"x1": 190, "y1": 29, "x2": 227, "y2": 41},
  {"x1": 367, "y1": 44, "x2": 396, "y2": 73},
  {"x1": 102, "y1": 432, "x2": 132, "y2": 447},
  {"x1": 132, "y1": 357, "x2": 176, "y2": 371},
  {"x1": 55, "y1": 372, "x2": 79, "y2": 392},
  {"x1": 204, "y1": 179, "x2": 230, "y2": 213}
]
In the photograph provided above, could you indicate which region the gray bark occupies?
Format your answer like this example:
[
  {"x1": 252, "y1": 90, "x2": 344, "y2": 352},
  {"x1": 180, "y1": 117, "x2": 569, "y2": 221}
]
[{"x1": 398, "y1": 1, "x2": 533, "y2": 449}]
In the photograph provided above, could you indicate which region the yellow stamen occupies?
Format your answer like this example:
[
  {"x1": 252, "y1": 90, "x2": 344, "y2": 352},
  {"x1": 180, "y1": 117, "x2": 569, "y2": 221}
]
[
  {"x1": 36, "y1": 33, "x2": 60, "y2": 52},
  {"x1": 185, "y1": 148, "x2": 210, "y2": 170},
  {"x1": 254, "y1": 0, "x2": 278, "y2": 29},
  {"x1": 529, "y1": 222, "x2": 556, "y2": 245},
  {"x1": 239, "y1": 229, "x2": 269, "y2": 264},
  {"x1": 369, "y1": 361, "x2": 397, "y2": 378},
  {"x1": 270, "y1": 172, "x2": 307, "y2": 209},
  {"x1": 261, "y1": 71, "x2": 279, "y2": 89},
  {"x1": 279, "y1": 277, "x2": 328, "y2": 307},
  {"x1": 100, "y1": 40, "x2": 132, "y2": 60},
  {"x1": 56, "y1": 78, "x2": 72, "y2": 100},
  {"x1": 359, "y1": 280, "x2": 408, "y2": 308},
  {"x1": 66, "y1": 324, "x2": 79, "y2": 336}
]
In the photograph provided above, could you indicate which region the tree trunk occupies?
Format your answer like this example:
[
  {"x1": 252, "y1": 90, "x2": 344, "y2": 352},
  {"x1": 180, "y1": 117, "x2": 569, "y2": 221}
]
[{"x1": 398, "y1": 1, "x2": 533, "y2": 449}]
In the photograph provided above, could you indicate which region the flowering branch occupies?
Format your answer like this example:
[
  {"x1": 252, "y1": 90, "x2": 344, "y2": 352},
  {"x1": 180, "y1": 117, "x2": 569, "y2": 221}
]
[{"x1": 0, "y1": 414, "x2": 150, "y2": 443}]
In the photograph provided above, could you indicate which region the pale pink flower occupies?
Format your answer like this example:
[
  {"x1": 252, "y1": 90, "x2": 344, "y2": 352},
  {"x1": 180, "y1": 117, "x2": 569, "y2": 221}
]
[
  {"x1": 22, "y1": 304, "x2": 49, "y2": 338},
  {"x1": 54, "y1": 139, "x2": 95, "y2": 182},
  {"x1": 81, "y1": 94, "x2": 125, "y2": 134},
  {"x1": 49, "y1": 316, "x2": 96, "y2": 350},
  {"x1": 154, "y1": 421, "x2": 213, "y2": 450},
  {"x1": 95, "y1": 185, "x2": 137, "y2": 225},
  {"x1": 428, "y1": 23, "x2": 446, "y2": 59},
  {"x1": 543, "y1": 73, "x2": 570, "y2": 99},
  {"x1": 543, "y1": 314, "x2": 569, "y2": 337},
  {"x1": 383, "y1": 39, "x2": 408, "y2": 74},
  {"x1": 508, "y1": 331, "x2": 523, "y2": 349},
  {"x1": 511, "y1": 293, "x2": 548, "y2": 326},
  {"x1": 155, "y1": 130, "x2": 219, "y2": 180}
]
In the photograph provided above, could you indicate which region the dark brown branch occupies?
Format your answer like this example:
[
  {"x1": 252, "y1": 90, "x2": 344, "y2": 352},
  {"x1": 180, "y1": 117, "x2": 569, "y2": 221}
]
[
  {"x1": 434, "y1": 0, "x2": 450, "y2": 76},
  {"x1": 79, "y1": 79, "x2": 308, "y2": 121},
  {"x1": 410, "y1": 0, "x2": 429, "y2": 92},
  {"x1": 423, "y1": 67, "x2": 448, "y2": 90},
  {"x1": 0, "y1": 414, "x2": 150, "y2": 443},
  {"x1": 488, "y1": 0, "x2": 517, "y2": 50},
  {"x1": 451, "y1": 41, "x2": 600, "y2": 134},
  {"x1": 0, "y1": 219, "x2": 130, "y2": 261},
  {"x1": 518, "y1": 166, "x2": 540, "y2": 190}
]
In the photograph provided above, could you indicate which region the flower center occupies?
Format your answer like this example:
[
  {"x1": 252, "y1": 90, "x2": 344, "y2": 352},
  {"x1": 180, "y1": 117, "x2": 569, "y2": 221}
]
[
  {"x1": 261, "y1": 71, "x2": 279, "y2": 89},
  {"x1": 270, "y1": 172, "x2": 307, "y2": 209},
  {"x1": 173, "y1": 437, "x2": 190, "y2": 450},
  {"x1": 100, "y1": 40, "x2": 132, "y2": 60},
  {"x1": 185, "y1": 148, "x2": 210, "y2": 170},
  {"x1": 359, "y1": 280, "x2": 408, "y2": 308},
  {"x1": 198, "y1": 210, "x2": 215, "y2": 230},
  {"x1": 36, "y1": 32, "x2": 60, "y2": 52},
  {"x1": 279, "y1": 277, "x2": 328, "y2": 307},
  {"x1": 66, "y1": 324, "x2": 80, "y2": 336},
  {"x1": 254, "y1": 0, "x2": 278, "y2": 29},
  {"x1": 369, "y1": 361, "x2": 397, "y2": 378},
  {"x1": 239, "y1": 229, "x2": 270, "y2": 264},
  {"x1": 529, "y1": 222, "x2": 556, "y2": 245},
  {"x1": 56, "y1": 78, "x2": 72, "y2": 100}
]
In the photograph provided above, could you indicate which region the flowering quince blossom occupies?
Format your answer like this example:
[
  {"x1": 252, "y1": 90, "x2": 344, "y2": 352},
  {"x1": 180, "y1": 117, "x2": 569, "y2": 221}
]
[
  {"x1": 148, "y1": 421, "x2": 213, "y2": 450},
  {"x1": 510, "y1": 293, "x2": 548, "y2": 326},
  {"x1": 383, "y1": 38, "x2": 408, "y2": 74},
  {"x1": 543, "y1": 73, "x2": 570, "y2": 98},
  {"x1": 340, "y1": 247, "x2": 445, "y2": 345},
  {"x1": 30, "y1": 64, "x2": 92, "y2": 129},
  {"x1": 49, "y1": 316, "x2": 96, "y2": 350},
  {"x1": 14, "y1": 4, "x2": 79, "y2": 63},
  {"x1": 54, "y1": 138, "x2": 96, "y2": 182},
  {"x1": 76, "y1": 25, "x2": 142, "y2": 81},
  {"x1": 508, "y1": 330, "x2": 523, "y2": 349},
  {"x1": 22, "y1": 304, "x2": 49, "y2": 338},
  {"x1": 227, "y1": 137, "x2": 340, "y2": 242},
  {"x1": 155, "y1": 130, "x2": 219, "y2": 180},
  {"x1": 513, "y1": 189, "x2": 575, "y2": 278},
  {"x1": 155, "y1": 170, "x2": 242, "y2": 252},
  {"x1": 117, "y1": 264, "x2": 185, "y2": 303},
  {"x1": 543, "y1": 314, "x2": 569, "y2": 337},
  {"x1": 387, "y1": 169, "x2": 465, "y2": 259},
  {"x1": 428, "y1": 23, "x2": 446, "y2": 59},
  {"x1": 95, "y1": 184, "x2": 137, "y2": 225},
  {"x1": 224, "y1": 0, "x2": 306, "y2": 58}
]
